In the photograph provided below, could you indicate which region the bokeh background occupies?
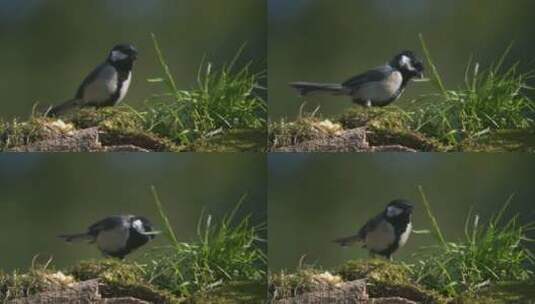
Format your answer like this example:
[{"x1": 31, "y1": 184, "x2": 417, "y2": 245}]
[
  {"x1": 269, "y1": 0, "x2": 535, "y2": 120},
  {"x1": 0, "y1": 154, "x2": 266, "y2": 272},
  {"x1": 0, "y1": 0, "x2": 266, "y2": 119},
  {"x1": 268, "y1": 153, "x2": 535, "y2": 271}
]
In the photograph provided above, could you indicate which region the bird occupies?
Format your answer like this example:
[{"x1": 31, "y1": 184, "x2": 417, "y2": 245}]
[
  {"x1": 58, "y1": 214, "x2": 160, "y2": 259},
  {"x1": 333, "y1": 199, "x2": 414, "y2": 260},
  {"x1": 47, "y1": 43, "x2": 138, "y2": 116},
  {"x1": 289, "y1": 51, "x2": 424, "y2": 107}
]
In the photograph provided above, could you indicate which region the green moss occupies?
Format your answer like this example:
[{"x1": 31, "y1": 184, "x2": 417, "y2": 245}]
[
  {"x1": 337, "y1": 107, "x2": 412, "y2": 130},
  {"x1": 336, "y1": 260, "x2": 446, "y2": 304},
  {"x1": 65, "y1": 107, "x2": 180, "y2": 151},
  {"x1": 368, "y1": 127, "x2": 445, "y2": 151},
  {"x1": 337, "y1": 259, "x2": 410, "y2": 285},
  {"x1": 69, "y1": 259, "x2": 182, "y2": 303},
  {"x1": 69, "y1": 259, "x2": 144, "y2": 285},
  {"x1": 68, "y1": 259, "x2": 263, "y2": 303},
  {"x1": 338, "y1": 107, "x2": 446, "y2": 151},
  {"x1": 67, "y1": 106, "x2": 144, "y2": 131}
]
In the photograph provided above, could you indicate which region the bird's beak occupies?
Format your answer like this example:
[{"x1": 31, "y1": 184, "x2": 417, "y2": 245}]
[
  {"x1": 142, "y1": 230, "x2": 162, "y2": 236},
  {"x1": 413, "y1": 72, "x2": 429, "y2": 82}
]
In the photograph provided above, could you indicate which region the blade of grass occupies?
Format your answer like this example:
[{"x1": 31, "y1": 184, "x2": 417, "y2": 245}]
[
  {"x1": 150, "y1": 185, "x2": 180, "y2": 248},
  {"x1": 418, "y1": 185, "x2": 448, "y2": 248},
  {"x1": 419, "y1": 33, "x2": 447, "y2": 95}
]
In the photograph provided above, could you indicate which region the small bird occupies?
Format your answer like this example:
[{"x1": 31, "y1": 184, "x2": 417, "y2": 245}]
[
  {"x1": 58, "y1": 215, "x2": 160, "y2": 259},
  {"x1": 47, "y1": 44, "x2": 138, "y2": 116},
  {"x1": 289, "y1": 51, "x2": 424, "y2": 107},
  {"x1": 333, "y1": 199, "x2": 414, "y2": 260}
]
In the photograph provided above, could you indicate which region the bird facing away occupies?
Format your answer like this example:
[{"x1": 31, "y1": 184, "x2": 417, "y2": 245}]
[
  {"x1": 47, "y1": 44, "x2": 138, "y2": 116},
  {"x1": 58, "y1": 215, "x2": 160, "y2": 259},
  {"x1": 289, "y1": 51, "x2": 424, "y2": 107},
  {"x1": 333, "y1": 199, "x2": 414, "y2": 260}
]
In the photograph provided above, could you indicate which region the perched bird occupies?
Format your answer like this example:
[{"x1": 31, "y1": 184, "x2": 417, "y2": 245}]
[
  {"x1": 289, "y1": 51, "x2": 424, "y2": 107},
  {"x1": 58, "y1": 215, "x2": 160, "y2": 259},
  {"x1": 47, "y1": 44, "x2": 138, "y2": 116},
  {"x1": 333, "y1": 199, "x2": 414, "y2": 260}
]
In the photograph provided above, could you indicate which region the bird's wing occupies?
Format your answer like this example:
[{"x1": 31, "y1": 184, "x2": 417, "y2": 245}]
[
  {"x1": 75, "y1": 63, "x2": 105, "y2": 99},
  {"x1": 357, "y1": 213, "x2": 384, "y2": 240},
  {"x1": 87, "y1": 216, "x2": 125, "y2": 235},
  {"x1": 75, "y1": 63, "x2": 118, "y2": 103},
  {"x1": 342, "y1": 65, "x2": 393, "y2": 90}
]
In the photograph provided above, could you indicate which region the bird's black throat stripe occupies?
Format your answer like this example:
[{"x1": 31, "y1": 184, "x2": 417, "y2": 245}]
[
  {"x1": 378, "y1": 214, "x2": 411, "y2": 258},
  {"x1": 107, "y1": 59, "x2": 133, "y2": 106}
]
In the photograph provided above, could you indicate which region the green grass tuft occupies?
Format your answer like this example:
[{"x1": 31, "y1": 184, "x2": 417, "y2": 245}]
[
  {"x1": 413, "y1": 187, "x2": 535, "y2": 297},
  {"x1": 145, "y1": 187, "x2": 266, "y2": 298},
  {"x1": 0, "y1": 117, "x2": 52, "y2": 150},
  {"x1": 145, "y1": 34, "x2": 266, "y2": 145},
  {"x1": 415, "y1": 34, "x2": 535, "y2": 145}
]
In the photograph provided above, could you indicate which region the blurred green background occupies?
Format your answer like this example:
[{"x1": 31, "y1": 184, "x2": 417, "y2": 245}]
[
  {"x1": 269, "y1": 0, "x2": 535, "y2": 120},
  {"x1": 0, "y1": 0, "x2": 266, "y2": 119},
  {"x1": 0, "y1": 154, "x2": 266, "y2": 272},
  {"x1": 268, "y1": 153, "x2": 535, "y2": 271}
]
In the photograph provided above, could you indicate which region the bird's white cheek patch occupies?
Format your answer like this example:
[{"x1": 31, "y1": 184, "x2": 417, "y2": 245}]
[
  {"x1": 386, "y1": 206, "x2": 403, "y2": 218},
  {"x1": 132, "y1": 219, "x2": 144, "y2": 232},
  {"x1": 399, "y1": 55, "x2": 415, "y2": 71},
  {"x1": 111, "y1": 50, "x2": 128, "y2": 62}
]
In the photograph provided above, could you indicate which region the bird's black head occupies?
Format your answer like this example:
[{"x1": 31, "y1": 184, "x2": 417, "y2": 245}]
[
  {"x1": 108, "y1": 43, "x2": 138, "y2": 64},
  {"x1": 384, "y1": 199, "x2": 414, "y2": 219},
  {"x1": 130, "y1": 216, "x2": 159, "y2": 240},
  {"x1": 390, "y1": 51, "x2": 424, "y2": 80}
]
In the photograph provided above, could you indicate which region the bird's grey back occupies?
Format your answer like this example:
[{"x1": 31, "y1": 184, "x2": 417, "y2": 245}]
[
  {"x1": 88, "y1": 215, "x2": 129, "y2": 235},
  {"x1": 342, "y1": 65, "x2": 393, "y2": 89},
  {"x1": 345, "y1": 65, "x2": 403, "y2": 106}
]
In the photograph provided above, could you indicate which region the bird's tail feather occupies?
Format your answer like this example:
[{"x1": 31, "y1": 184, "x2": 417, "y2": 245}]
[
  {"x1": 289, "y1": 82, "x2": 344, "y2": 96},
  {"x1": 58, "y1": 233, "x2": 92, "y2": 242},
  {"x1": 47, "y1": 98, "x2": 80, "y2": 117},
  {"x1": 333, "y1": 234, "x2": 362, "y2": 247}
]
